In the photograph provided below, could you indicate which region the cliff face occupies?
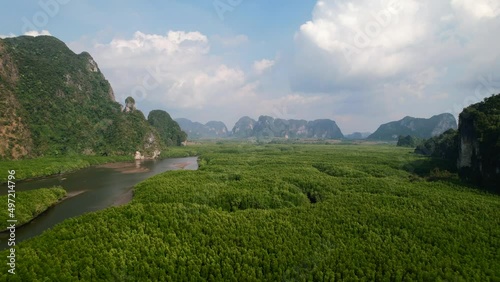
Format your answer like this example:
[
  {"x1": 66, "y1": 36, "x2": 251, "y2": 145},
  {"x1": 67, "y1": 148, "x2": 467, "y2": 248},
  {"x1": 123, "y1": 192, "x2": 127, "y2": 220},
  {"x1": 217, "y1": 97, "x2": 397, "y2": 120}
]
[
  {"x1": 457, "y1": 95, "x2": 500, "y2": 191},
  {"x1": 368, "y1": 113, "x2": 457, "y2": 141},
  {"x1": 232, "y1": 116, "x2": 257, "y2": 138},
  {"x1": 306, "y1": 119, "x2": 344, "y2": 139},
  {"x1": 231, "y1": 116, "x2": 344, "y2": 139},
  {"x1": 0, "y1": 35, "x2": 173, "y2": 159},
  {"x1": 0, "y1": 40, "x2": 33, "y2": 159}
]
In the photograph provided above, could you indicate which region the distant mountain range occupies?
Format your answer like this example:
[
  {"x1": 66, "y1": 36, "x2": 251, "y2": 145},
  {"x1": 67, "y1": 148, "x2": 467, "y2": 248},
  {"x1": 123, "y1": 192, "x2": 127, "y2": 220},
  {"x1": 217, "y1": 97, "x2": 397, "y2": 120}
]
[
  {"x1": 235, "y1": 116, "x2": 344, "y2": 139},
  {"x1": 367, "y1": 114, "x2": 458, "y2": 140},
  {"x1": 178, "y1": 116, "x2": 344, "y2": 139},
  {"x1": 344, "y1": 132, "x2": 372, "y2": 140},
  {"x1": 178, "y1": 114, "x2": 458, "y2": 141},
  {"x1": 175, "y1": 118, "x2": 229, "y2": 139}
]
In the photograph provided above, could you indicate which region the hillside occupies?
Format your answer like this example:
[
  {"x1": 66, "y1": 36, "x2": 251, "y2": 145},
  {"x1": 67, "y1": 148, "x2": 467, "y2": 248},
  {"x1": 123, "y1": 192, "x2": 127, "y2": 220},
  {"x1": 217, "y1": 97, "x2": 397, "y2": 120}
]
[
  {"x1": 368, "y1": 113, "x2": 457, "y2": 141},
  {"x1": 232, "y1": 116, "x2": 257, "y2": 138},
  {"x1": 414, "y1": 94, "x2": 499, "y2": 192},
  {"x1": 149, "y1": 111, "x2": 187, "y2": 146},
  {"x1": 175, "y1": 118, "x2": 228, "y2": 139},
  {"x1": 232, "y1": 116, "x2": 344, "y2": 139},
  {"x1": 0, "y1": 35, "x2": 184, "y2": 159}
]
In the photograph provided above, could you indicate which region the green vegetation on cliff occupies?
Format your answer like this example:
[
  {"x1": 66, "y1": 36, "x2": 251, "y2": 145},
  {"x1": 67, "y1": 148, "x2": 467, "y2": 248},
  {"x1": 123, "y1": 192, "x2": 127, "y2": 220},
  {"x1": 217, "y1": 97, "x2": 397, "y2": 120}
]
[
  {"x1": 2, "y1": 144, "x2": 498, "y2": 280},
  {"x1": 414, "y1": 94, "x2": 499, "y2": 192},
  {"x1": 148, "y1": 110, "x2": 187, "y2": 146},
  {"x1": 0, "y1": 187, "x2": 66, "y2": 230},
  {"x1": 1, "y1": 36, "x2": 122, "y2": 157},
  {"x1": 414, "y1": 129, "x2": 459, "y2": 161},
  {"x1": 396, "y1": 135, "x2": 421, "y2": 147},
  {"x1": 0, "y1": 36, "x2": 183, "y2": 160},
  {"x1": 458, "y1": 94, "x2": 500, "y2": 190}
]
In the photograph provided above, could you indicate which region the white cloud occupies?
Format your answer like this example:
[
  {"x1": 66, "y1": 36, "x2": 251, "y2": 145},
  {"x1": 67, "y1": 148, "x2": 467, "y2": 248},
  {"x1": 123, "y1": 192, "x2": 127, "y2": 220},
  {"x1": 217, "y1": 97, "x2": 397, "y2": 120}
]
[
  {"x1": 451, "y1": 0, "x2": 500, "y2": 19},
  {"x1": 1, "y1": 30, "x2": 52, "y2": 39},
  {"x1": 0, "y1": 33, "x2": 15, "y2": 39},
  {"x1": 253, "y1": 59, "x2": 275, "y2": 75},
  {"x1": 291, "y1": 0, "x2": 500, "y2": 131},
  {"x1": 296, "y1": 0, "x2": 426, "y2": 78},
  {"x1": 68, "y1": 31, "x2": 262, "y2": 126},
  {"x1": 23, "y1": 30, "x2": 52, "y2": 37}
]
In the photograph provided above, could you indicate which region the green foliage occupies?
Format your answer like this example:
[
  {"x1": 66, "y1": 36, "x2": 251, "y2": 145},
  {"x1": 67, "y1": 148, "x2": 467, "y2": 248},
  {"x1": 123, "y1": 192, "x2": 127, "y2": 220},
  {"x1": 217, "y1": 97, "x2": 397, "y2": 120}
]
[
  {"x1": 0, "y1": 36, "x2": 163, "y2": 158},
  {"x1": 397, "y1": 135, "x2": 421, "y2": 147},
  {"x1": 0, "y1": 187, "x2": 66, "y2": 229},
  {"x1": 414, "y1": 129, "x2": 459, "y2": 161},
  {"x1": 1, "y1": 144, "x2": 499, "y2": 280},
  {"x1": 148, "y1": 110, "x2": 187, "y2": 146},
  {"x1": 459, "y1": 94, "x2": 500, "y2": 189}
]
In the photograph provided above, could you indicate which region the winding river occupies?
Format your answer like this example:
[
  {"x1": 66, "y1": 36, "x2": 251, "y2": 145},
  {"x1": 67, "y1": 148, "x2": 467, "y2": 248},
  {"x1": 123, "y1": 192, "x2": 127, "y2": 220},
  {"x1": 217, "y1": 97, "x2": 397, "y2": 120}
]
[{"x1": 0, "y1": 157, "x2": 198, "y2": 250}]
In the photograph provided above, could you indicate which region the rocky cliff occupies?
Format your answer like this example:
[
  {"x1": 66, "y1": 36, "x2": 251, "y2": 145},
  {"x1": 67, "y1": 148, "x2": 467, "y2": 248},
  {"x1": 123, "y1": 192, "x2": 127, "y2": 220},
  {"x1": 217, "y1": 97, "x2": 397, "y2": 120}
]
[
  {"x1": 368, "y1": 113, "x2": 457, "y2": 141},
  {"x1": 0, "y1": 35, "x2": 178, "y2": 159},
  {"x1": 457, "y1": 94, "x2": 499, "y2": 191},
  {"x1": 0, "y1": 39, "x2": 33, "y2": 159},
  {"x1": 232, "y1": 116, "x2": 257, "y2": 138}
]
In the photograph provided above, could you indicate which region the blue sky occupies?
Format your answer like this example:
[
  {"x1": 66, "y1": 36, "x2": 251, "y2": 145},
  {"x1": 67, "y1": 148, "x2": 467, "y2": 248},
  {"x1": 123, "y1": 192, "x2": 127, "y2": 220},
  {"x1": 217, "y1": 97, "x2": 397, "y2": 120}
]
[{"x1": 1, "y1": 0, "x2": 500, "y2": 133}]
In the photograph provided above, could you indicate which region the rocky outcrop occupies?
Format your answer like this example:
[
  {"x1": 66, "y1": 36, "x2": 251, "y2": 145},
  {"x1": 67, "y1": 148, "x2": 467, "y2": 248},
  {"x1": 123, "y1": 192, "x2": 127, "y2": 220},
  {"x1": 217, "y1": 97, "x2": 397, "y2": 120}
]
[
  {"x1": 368, "y1": 113, "x2": 457, "y2": 141},
  {"x1": 205, "y1": 121, "x2": 229, "y2": 137},
  {"x1": 231, "y1": 116, "x2": 344, "y2": 139},
  {"x1": 134, "y1": 151, "x2": 144, "y2": 160},
  {"x1": 123, "y1": 96, "x2": 136, "y2": 113},
  {"x1": 306, "y1": 119, "x2": 344, "y2": 139},
  {"x1": 0, "y1": 35, "x2": 177, "y2": 159},
  {"x1": 232, "y1": 116, "x2": 257, "y2": 138},
  {"x1": 0, "y1": 40, "x2": 33, "y2": 159},
  {"x1": 457, "y1": 94, "x2": 499, "y2": 191}
]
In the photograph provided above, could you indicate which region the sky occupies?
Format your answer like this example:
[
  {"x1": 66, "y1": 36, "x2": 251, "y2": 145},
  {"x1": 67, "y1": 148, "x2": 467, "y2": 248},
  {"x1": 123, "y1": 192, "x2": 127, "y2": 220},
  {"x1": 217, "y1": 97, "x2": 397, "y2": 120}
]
[{"x1": 1, "y1": 0, "x2": 499, "y2": 133}]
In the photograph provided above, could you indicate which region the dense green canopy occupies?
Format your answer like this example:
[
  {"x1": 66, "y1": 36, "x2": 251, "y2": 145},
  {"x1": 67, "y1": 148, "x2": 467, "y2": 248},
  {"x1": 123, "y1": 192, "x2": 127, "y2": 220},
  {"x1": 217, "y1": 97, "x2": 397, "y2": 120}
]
[{"x1": 2, "y1": 144, "x2": 498, "y2": 280}]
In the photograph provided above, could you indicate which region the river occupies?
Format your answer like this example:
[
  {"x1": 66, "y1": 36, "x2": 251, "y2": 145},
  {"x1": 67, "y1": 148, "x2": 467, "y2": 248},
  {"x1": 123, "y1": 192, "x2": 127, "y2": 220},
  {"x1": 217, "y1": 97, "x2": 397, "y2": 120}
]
[{"x1": 0, "y1": 157, "x2": 198, "y2": 250}]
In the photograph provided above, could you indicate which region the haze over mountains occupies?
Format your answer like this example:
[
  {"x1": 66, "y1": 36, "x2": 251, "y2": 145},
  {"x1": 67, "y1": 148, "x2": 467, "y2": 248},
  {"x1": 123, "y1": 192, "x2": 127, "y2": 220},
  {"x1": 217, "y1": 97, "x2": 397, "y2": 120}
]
[
  {"x1": 177, "y1": 114, "x2": 458, "y2": 141},
  {"x1": 367, "y1": 114, "x2": 458, "y2": 141},
  {"x1": 178, "y1": 116, "x2": 346, "y2": 140},
  {"x1": 175, "y1": 118, "x2": 229, "y2": 139}
]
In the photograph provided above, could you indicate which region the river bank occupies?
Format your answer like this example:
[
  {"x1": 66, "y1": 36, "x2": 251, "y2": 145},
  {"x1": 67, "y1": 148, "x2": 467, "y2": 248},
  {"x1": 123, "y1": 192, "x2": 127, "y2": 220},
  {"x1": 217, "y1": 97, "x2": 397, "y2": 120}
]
[
  {"x1": 0, "y1": 155, "x2": 132, "y2": 184},
  {"x1": 0, "y1": 187, "x2": 71, "y2": 233},
  {"x1": 0, "y1": 147, "x2": 202, "y2": 184},
  {"x1": 0, "y1": 156, "x2": 199, "y2": 248}
]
